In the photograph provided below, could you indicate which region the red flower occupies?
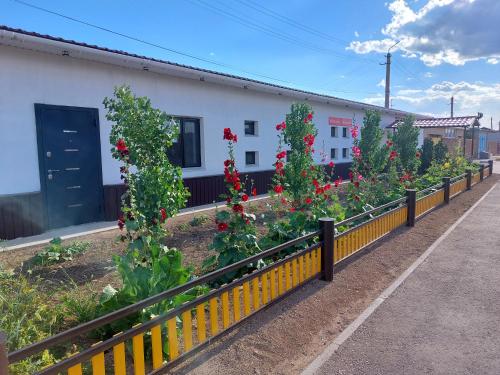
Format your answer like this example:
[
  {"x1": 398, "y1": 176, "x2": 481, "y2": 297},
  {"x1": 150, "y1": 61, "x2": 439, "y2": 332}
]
[
  {"x1": 116, "y1": 138, "x2": 128, "y2": 152},
  {"x1": 324, "y1": 183, "x2": 331, "y2": 190},
  {"x1": 354, "y1": 195, "x2": 360, "y2": 201},
  {"x1": 218, "y1": 222, "x2": 228, "y2": 232},
  {"x1": 348, "y1": 171, "x2": 353, "y2": 181},
  {"x1": 241, "y1": 193, "x2": 249, "y2": 202},
  {"x1": 304, "y1": 113, "x2": 313, "y2": 123},
  {"x1": 224, "y1": 159, "x2": 233, "y2": 167},
  {"x1": 389, "y1": 150, "x2": 398, "y2": 161},
  {"x1": 350, "y1": 125, "x2": 359, "y2": 138},
  {"x1": 354, "y1": 181, "x2": 360, "y2": 188},
  {"x1": 328, "y1": 161, "x2": 334, "y2": 168},
  {"x1": 275, "y1": 161, "x2": 284, "y2": 170},
  {"x1": 386, "y1": 140, "x2": 393, "y2": 147},
  {"x1": 232, "y1": 204, "x2": 244, "y2": 213},
  {"x1": 223, "y1": 128, "x2": 237, "y2": 142},
  {"x1": 226, "y1": 197, "x2": 232, "y2": 203},
  {"x1": 351, "y1": 146, "x2": 361, "y2": 158},
  {"x1": 305, "y1": 197, "x2": 312, "y2": 204},
  {"x1": 276, "y1": 151, "x2": 287, "y2": 159},
  {"x1": 160, "y1": 208, "x2": 167, "y2": 222},
  {"x1": 312, "y1": 179, "x2": 319, "y2": 188},
  {"x1": 281, "y1": 197, "x2": 287, "y2": 204},
  {"x1": 274, "y1": 185, "x2": 283, "y2": 194},
  {"x1": 251, "y1": 187, "x2": 257, "y2": 196},
  {"x1": 233, "y1": 181, "x2": 241, "y2": 191},
  {"x1": 334, "y1": 177, "x2": 343, "y2": 187},
  {"x1": 303, "y1": 134, "x2": 315, "y2": 147},
  {"x1": 289, "y1": 207, "x2": 296, "y2": 212},
  {"x1": 416, "y1": 151, "x2": 421, "y2": 158},
  {"x1": 276, "y1": 121, "x2": 286, "y2": 131},
  {"x1": 117, "y1": 216, "x2": 125, "y2": 230},
  {"x1": 301, "y1": 170, "x2": 307, "y2": 177}
]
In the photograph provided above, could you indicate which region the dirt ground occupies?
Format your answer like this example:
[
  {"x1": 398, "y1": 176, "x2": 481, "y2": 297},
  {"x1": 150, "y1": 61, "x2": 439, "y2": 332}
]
[
  {"x1": 0, "y1": 199, "x2": 275, "y2": 297},
  {"x1": 168, "y1": 175, "x2": 498, "y2": 375}
]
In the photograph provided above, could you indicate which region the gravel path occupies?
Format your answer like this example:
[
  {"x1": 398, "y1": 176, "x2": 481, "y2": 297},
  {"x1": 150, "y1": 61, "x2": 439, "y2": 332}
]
[
  {"x1": 313, "y1": 181, "x2": 500, "y2": 375},
  {"x1": 169, "y1": 176, "x2": 498, "y2": 375}
]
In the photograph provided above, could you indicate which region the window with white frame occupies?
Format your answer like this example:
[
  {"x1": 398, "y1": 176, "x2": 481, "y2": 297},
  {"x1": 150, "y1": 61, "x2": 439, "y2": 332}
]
[
  {"x1": 331, "y1": 127, "x2": 338, "y2": 137},
  {"x1": 245, "y1": 151, "x2": 257, "y2": 166},
  {"x1": 330, "y1": 148, "x2": 337, "y2": 159},
  {"x1": 244, "y1": 120, "x2": 257, "y2": 136},
  {"x1": 342, "y1": 148, "x2": 348, "y2": 158}
]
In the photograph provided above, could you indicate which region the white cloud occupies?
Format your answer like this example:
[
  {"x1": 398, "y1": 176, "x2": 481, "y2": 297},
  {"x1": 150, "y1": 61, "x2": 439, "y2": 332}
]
[
  {"x1": 354, "y1": 31, "x2": 360, "y2": 38},
  {"x1": 377, "y1": 79, "x2": 386, "y2": 87},
  {"x1": 347, "y1": 0, "x2": 500, "y2": 66},
  {"x1": 364, "y1": 80, "x2": 500, "y2": 123},
  {"x1": 424, "y1": 72, "x2": 433, "y2": 78}
]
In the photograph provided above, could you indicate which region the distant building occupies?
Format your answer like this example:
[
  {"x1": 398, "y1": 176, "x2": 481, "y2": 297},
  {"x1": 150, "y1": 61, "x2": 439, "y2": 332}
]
[{"x1": 387, "y1": 116, "x2": 481, "y2": 155}]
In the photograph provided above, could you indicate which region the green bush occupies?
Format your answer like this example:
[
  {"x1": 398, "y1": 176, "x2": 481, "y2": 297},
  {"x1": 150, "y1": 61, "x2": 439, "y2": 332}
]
[
  {"x1": 34, "y1": 238, "x2": 90, "y2": 266},
  {"x1": 434, "y1": 140, "x2": 448, "y2": 163},
  {"x1": 0, "y1": 269, "x2": 64, "y2": 374},
  {"x1": 419, "y1": 138, "x2": 434, "y2": 173},
  {"x1": 391, "y1": 115, "x2": 421, "y2": 174}
]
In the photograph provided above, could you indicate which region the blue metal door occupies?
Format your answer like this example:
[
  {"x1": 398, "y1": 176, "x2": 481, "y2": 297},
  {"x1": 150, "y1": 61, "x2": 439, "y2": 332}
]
[
  {"x1": 479, "y1": 134, "x2": 487, "y2": 153},
  {"x1": 35, "y1": 104, "x2": 104, "y2": 229}
]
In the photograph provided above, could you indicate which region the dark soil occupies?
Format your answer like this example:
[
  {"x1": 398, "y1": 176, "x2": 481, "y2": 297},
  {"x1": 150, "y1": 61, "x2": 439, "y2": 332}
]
[
  {"x1": 168, "y1": 175, "x2": 498, "y2": 375},
  {"x1": 0, "y1": 198, "x2": 276, "y2": 297}
]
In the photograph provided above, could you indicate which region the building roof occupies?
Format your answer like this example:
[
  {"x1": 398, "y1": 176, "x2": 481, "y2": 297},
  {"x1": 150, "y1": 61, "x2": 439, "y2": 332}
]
[
  {"x1": 0, "y1": 24, "x2": 427, "y2": 118},
  {"x1": 387, "y1": 116, "x2": 480, "y2": 129}
]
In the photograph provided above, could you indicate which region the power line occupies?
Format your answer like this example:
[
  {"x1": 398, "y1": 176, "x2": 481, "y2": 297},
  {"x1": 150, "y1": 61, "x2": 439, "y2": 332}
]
[{"x1": 187, "y1": 0, "x2": 376, "y2": 63}]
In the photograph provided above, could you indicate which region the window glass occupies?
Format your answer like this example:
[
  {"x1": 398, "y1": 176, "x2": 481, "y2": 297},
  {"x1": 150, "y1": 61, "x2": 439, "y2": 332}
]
[
  {"x1": 342, "y1": 127, "x2": 348, "y2": 138},
  {"x1": 342, "y1": 148, "x2": 348, "y2": 158},
  {"x1": 246, "y1": 151, "x2": 257, "y2": 165},
  {"x1": 331, "y1": 127, "x2": 338, "y2": 137},
  {"x1": 245, "y1": 120, "x2": 256, "y2": 135},
  {"x1": 330, "y1": 148, "x2": 337, "y2": 159},
  {"x1": 167, "y1": 118, "x2": 201, "y2": 168}
]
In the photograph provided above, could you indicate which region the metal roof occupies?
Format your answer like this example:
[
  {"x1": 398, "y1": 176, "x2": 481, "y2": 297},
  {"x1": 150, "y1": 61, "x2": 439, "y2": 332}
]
[
  {"x1": 387, "y1": 116, "x2": 479, "y2": 129},
  {"x1": 0, "y1": 24, "x2": 426, "y2": 118}
]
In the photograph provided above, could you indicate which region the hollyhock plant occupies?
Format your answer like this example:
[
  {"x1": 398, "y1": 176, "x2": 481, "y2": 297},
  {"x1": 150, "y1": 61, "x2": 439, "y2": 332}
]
[{"x1": 204, "y1": 128, "x2": 260, "y2": 280}]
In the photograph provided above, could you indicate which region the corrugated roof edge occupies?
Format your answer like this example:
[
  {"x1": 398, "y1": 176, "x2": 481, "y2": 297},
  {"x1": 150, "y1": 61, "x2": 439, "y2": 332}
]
[
  {"x1": 387, "y1": 116, "x2": 479, "y2": 129},
  {"x1": 0, "y1": 24, "x2": 424, "y2": 117}
]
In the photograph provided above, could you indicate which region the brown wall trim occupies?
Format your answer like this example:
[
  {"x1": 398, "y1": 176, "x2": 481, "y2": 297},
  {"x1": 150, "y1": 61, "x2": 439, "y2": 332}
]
[{"x1": 1, "y1": 163, "x2": 352, "y2": 240}]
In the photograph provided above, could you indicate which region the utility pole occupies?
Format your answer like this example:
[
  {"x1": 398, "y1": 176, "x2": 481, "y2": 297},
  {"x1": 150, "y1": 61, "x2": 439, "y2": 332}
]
[
  {"x1": 450, "y1": 96, "x2": 454, "y2": 118},
  {"x1": 381, "y1": 41, "x2": 400, "y2": 109}
]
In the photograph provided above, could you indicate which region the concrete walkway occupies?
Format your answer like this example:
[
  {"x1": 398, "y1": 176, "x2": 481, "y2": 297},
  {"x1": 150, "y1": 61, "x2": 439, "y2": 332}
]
[{"x1": 307, "y1": 182, "x2": 500, "y2": 375}]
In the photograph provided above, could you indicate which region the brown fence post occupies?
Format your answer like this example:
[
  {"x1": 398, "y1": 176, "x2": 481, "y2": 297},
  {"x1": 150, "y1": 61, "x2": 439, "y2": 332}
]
[
  {"x1": 443, "y1": 177, "x2": 451, "y2": 204},
  {"x1": 406, "y1": 189, "x2": 416, "y2": 227},
  {"x1": 0, "y1": 331, "x2": 8, "y2": 375},
  {"x1": 466, "y1": 170, "x2": 472, "y2": 190},
  {"x1": 480, "y1": 165, "x2": 484, "y2": 181},
  {"x1": 488, "y1": 160, "x2": 493, "y2": 175},
  {"x1": 319, "y1": 218, "x2": 334, "y2": 282}
]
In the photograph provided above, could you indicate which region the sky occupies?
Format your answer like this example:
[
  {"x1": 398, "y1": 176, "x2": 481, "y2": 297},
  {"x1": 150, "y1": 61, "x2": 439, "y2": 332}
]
[{"x1": 2, "y1": 0, "x2": 500, "y2": 128}]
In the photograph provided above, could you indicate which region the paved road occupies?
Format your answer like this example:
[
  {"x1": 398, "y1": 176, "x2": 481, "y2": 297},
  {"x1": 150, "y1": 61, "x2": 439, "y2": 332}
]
[{"x1": 313, "y1": 182, "x2": 500, "y2": 375}]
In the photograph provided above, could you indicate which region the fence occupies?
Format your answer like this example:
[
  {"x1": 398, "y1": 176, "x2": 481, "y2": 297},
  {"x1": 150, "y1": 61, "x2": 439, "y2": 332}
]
[{"x1": 1, "y1": 162, "x2": 493, "y2": 375}]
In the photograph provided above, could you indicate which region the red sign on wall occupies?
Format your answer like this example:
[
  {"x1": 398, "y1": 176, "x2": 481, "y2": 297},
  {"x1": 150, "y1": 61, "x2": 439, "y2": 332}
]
[{"x1": 328, "y1": 117, "x2": 352, "y2": 127}]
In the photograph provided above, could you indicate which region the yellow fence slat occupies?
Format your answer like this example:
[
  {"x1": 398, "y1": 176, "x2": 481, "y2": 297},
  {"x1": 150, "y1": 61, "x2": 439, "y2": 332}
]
[
  {"x1": 298, "y1": 256, "x2": 304, "y2": 283},
  {"x1": 261, "y1": 273, "x2": 269, "y2": 304},
  {"x1": 182, "y1": 310, "x2": 193, "y2": 352},
  {"x1": 278, "y1": 265, "x2": 284, "y2": 295},
  {"x1": 151, "y1": 324, "x2": 163, "y2": 370},
  {"x1": 243, "y1": 281, "x2": 251, "y2": 315},
  {"x1": 270, "y1": 268, "x2": 277, "y2": 300},
  {"x1": 221, "y1": 291, "x2": 230, "y2": 329},
  {"x1": 291, "y1": 258, "x2": 298, "y2": 287},
  {"x1": 285, "y1": 261, "x2": 291, "y2": 291},
  {"x1": 196, "y1": 303, "x2": 207, "y2": 343},
  {"x1": 233, "y1": 286, "x2": 241, "y2": 322},
  {"x1": 132, "y1": 332, "x2": 146, "y2": 375},
  {"x1": 91, "y1": 350, "x2": 105, "y2": 375},
  {"x1": 167, "y1": 318, "x2": 179, "y2": 360},
  {"x1": 209, "y1": 297, "x2": 218, "y2": 335},
  {"x1": 113, "y1": 341, "x2": 126, "y2": 375},
  {"x1": 316, "y1": 247, "x2": 321, "y2": 274},
  {"x1": 252, "y1": 276, "x2": 260, "y2": 310},
  {"x1": 305, "y1": 252, "x2": 311, "y2": 279},
  {"x1": 68, "y1": 363, "x2": 83, "y2": 375}
]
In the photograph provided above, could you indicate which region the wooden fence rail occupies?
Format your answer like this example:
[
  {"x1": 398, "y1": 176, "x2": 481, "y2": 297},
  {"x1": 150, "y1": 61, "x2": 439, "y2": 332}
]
[{"x1": 2, "y1": 163, "x2": 492, "y2": 374}]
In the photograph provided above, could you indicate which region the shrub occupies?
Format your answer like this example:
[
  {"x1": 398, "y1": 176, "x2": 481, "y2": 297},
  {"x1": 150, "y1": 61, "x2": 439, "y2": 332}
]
[
  {"x1": 434, "y1": 140, "x2": 448, "y2": 163},
  {"x1": 190, "y1": 214, "x2": 209, "y2": 227},
  {"x1": 34, "y1": 238, "x2": 90, "y2": 266},
  {"x1": 419, "y1": 138, "x2": 434, "y2": 173},
  {"x1": 357, "y1": 110, "x2": 389, "y2": 178},
  {"x1": 0, "y1": 269, "x2": 65, "y2": 375}
]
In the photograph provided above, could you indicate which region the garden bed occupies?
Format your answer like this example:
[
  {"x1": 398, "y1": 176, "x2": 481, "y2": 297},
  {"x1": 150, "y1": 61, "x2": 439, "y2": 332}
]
[{"x1": 0, "y1": 199, "x2": 275, "y2": 299}]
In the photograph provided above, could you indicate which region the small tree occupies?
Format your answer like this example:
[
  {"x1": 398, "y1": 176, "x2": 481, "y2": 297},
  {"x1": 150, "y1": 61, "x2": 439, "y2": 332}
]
[
  {"x1": 391, "y1": 115, "x2": 421, "y2": 175},
  {"x1": 434, "y1": 140, "x2": 448, "y2": 163},
  {"x1": 357, "y1": 110, "x2": 390, "y2": 178},
  {"x1": 419, "y1": 138, "x2": 434, "y2": 173}
]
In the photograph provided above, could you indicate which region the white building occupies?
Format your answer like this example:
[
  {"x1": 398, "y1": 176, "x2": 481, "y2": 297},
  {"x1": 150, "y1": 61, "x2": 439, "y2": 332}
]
[{"x1": 0, "y1": 25, "x2": 426, "y2": 240}]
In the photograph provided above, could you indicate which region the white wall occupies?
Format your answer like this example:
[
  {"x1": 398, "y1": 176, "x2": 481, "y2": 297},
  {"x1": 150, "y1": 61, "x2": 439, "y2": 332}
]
[{"x1": 0, "y1": 45, "x2": 400, "y2": 195}]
